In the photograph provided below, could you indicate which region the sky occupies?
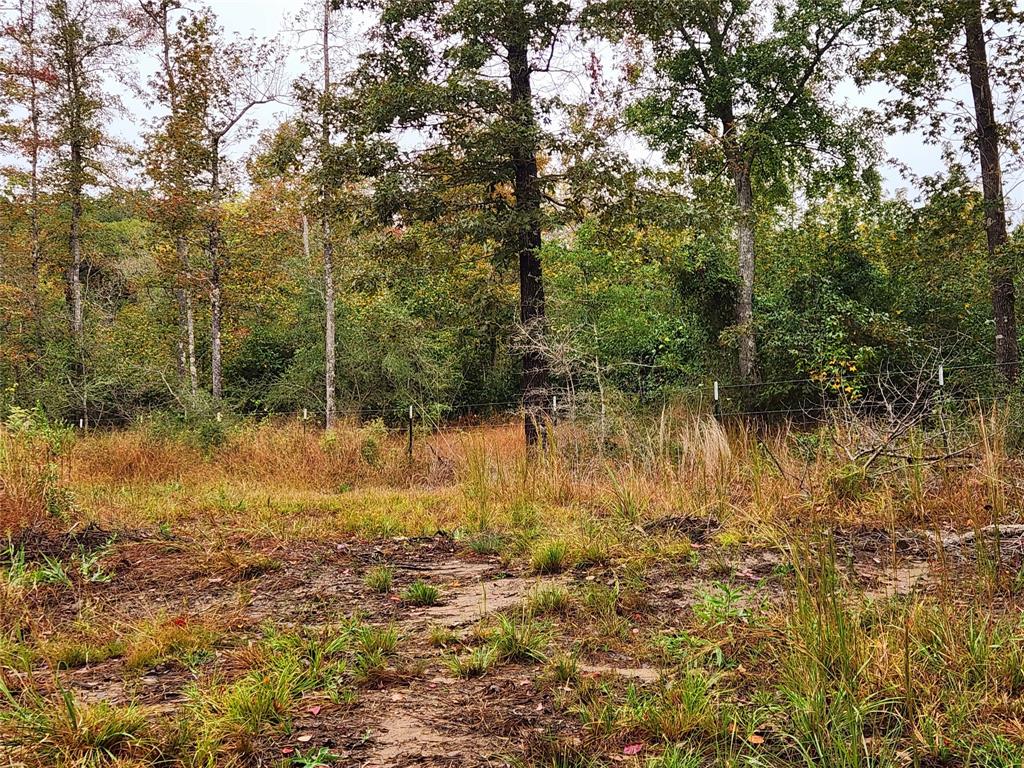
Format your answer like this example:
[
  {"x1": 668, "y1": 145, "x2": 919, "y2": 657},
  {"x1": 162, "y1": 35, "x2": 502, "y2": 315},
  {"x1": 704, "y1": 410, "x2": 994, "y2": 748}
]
[{"x1": 115, "y1": 0, "x2": 1021, "y2": 218}]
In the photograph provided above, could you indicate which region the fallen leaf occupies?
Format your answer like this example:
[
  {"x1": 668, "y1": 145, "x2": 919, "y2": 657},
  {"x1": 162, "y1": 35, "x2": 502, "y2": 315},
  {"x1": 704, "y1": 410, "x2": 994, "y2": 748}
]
[
  {"x1": 623, "y1": 743, "x2": 644, "y2": 756},
  {"x1": 281, "y1": 747, "x2": 294, "y2": 755},
  {"x1": 307, "y1": 705, "x2": 322, "y2": 716},
  {"x1": 748, "y1": 734, "x2": 765, "y2": 745},
  {"x1": 297, "y1": 734, "x2": 313, "y2": 743}
]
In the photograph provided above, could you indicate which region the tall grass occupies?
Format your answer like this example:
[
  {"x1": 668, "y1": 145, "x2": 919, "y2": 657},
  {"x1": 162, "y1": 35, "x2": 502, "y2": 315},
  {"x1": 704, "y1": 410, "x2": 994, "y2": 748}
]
[
  {"x1": 52, "y1": 403, "x2": 1023, "y2": 544},
  {"x1": 0, "y1": 425, "x2": 73, "y2": 536}
]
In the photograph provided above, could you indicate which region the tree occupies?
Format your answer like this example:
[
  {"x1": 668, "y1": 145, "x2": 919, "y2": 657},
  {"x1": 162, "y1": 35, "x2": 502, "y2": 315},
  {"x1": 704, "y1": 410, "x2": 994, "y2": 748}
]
[
  {"x1": 178, "y1": 14, "x2": 279, "y2": 403},
  {"x1": 586, "y1": 0, "x2": 875, "y2": 384},
  {"x1": 860, "y1": 0, "x2": 1023, "y2": 383},
  {"x1": 44, "y1": 0, "x2": 135, "y2": 424},
  {"x1": 0, "y1": 0, "x2": 50, "y2": 322},
  {"x1": 141, "y1": 0, "x2": 209, "y2": 401},
  {"x1": 350, "y1": 0, "x2": 573, "y2": 445},
  {"x1": 313, "y1": 0, "x2": 338, "y2": 429}
]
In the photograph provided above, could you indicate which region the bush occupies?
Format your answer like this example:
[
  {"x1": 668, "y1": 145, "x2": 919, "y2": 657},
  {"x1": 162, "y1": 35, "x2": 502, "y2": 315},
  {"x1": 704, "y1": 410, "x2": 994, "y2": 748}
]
[{"x1": 358, "y1": 419, "x2": 388, "y2": 467}]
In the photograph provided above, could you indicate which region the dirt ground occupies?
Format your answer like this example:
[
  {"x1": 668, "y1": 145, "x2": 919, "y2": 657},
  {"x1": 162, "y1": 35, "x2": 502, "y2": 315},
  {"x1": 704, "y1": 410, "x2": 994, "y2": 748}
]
[{"x1": 10, "y1": 511, "x2": 1018, "y2": 768}]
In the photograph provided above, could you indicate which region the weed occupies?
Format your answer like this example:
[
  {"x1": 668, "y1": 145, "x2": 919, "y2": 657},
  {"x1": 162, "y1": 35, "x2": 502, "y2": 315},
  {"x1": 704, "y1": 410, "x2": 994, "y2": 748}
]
[
  {"x1": 693, "y1": 582, "x2": 750, "y2": 627},
  {"x1": 291, "y1": 746, "x2": 340, "y2": 766},
  {"x1": 36, "y1": 555, "x2": 71, "y2": 586},
  {"x1": 77, "y1": 539, "x2": 116, "y2": 583},
  {"x1": 648, "y1": 745, "x2": 704, "y2": 768}
]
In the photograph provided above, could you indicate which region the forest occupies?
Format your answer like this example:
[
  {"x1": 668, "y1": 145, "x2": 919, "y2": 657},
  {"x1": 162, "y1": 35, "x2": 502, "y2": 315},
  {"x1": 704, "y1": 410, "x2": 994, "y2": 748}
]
[
  {"x1": 4, "y1": 2, "x2": 1024, "y2": 768},
  {"x1": 0, "y1": 0, "x2": 1021, "y2": 438}
]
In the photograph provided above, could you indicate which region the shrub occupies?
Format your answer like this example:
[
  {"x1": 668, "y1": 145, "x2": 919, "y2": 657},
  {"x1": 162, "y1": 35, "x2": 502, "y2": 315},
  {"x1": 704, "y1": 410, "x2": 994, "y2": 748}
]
[{"x1": 359, "y1": 419, "x2": 388, "y2": 467}]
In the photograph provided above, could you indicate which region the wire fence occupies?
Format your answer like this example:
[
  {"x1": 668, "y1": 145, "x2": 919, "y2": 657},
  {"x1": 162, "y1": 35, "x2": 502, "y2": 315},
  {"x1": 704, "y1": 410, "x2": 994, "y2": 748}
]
[{"x1": 62, "y1": 359, "x2": 1020, "y2": 436}]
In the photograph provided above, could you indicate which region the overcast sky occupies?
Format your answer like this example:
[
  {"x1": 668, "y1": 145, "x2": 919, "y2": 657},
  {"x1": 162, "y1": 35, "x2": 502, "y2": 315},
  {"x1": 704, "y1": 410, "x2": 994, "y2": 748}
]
[{"x1": 114, "y1": 0, "x2": 1022, "y2": 219}]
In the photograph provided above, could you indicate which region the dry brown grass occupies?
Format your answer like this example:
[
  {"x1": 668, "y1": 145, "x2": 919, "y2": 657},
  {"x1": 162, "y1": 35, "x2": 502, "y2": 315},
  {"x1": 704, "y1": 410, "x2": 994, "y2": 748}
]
[
  {"x1": 7, "y1": 406, "x2": 1016, "y2": 547},
  {"x1": 0, "y1": 429, "x2": 68, "y2": 537}
]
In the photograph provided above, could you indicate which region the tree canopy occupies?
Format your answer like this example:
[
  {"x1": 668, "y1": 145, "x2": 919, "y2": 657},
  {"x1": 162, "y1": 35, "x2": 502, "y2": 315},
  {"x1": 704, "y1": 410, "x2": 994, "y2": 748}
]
[{"x1": 1, "y1": 0, "x2": 1023, "y2": 437}]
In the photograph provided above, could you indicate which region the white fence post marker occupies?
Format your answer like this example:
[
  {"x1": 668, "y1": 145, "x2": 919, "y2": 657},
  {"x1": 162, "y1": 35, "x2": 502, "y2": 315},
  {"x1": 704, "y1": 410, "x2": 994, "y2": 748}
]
[
  {"x1": 713, "y1": 381, "x2": 720, "y2": 401},
  {"x1": 938, "y1": 365, "x2": 944, "y2": 387}
]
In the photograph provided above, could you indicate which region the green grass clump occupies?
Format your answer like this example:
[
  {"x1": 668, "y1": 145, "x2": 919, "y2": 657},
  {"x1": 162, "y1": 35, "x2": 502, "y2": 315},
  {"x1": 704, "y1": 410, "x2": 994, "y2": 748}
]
[
  {"x1": 446, "y1": 645, "x2": 495, "y2": 678},
  {"x1": 354, "y1": 623, "x2": 399, "y2": 656},
  {"x1": 544, "y1": 653, "x2": 579, "y2": 686},
  {"x1": 402, "y1": 580, "x2": 440, "y2": 606},
  {"x1": 530, "y1": 540, "x2": 569, "y2": 575},
  {"x1": 41, "y1": 637, "x2": 126, "y2": 670},
  {"x1": 363, "y1": 565, "x2": 394, "y2": 593},
  {"x1": 427, "y1": 625, "x2": 459, "y2": 647},
  {"x1": 181, "y1": 621, "x2": 381, "y2": 762},
  {"x1": 527, "y1": 585, "x2": 571, "y2": 616},
  {"x1": 448, "y1": 651, "x2": 495, "y2": 679},
  {"x1": 466, "y1": 532, "x2": 505, "y2": 556},
  {"x1": 124, "y1": 616, "x2": 220, "y2": 672},
  {"x1": 0, "y1": 688, "x2": 161, "y2": 766},
  {"x1": 490, "y1": 612, "x2": 550, "y2": 664}
]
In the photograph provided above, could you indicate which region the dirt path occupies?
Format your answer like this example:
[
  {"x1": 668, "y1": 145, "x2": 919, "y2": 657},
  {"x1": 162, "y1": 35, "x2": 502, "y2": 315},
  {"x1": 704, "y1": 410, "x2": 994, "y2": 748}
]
[{"x1": 23, "y1": 522, "x2": 1008, "y2": 767}]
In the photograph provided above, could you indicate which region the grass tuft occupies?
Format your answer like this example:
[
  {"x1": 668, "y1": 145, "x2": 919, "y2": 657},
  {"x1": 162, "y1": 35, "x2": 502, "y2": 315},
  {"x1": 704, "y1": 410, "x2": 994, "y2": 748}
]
[
  {"x1": 402, "y1": 580, "x2": 440, "y2": 606},
  {"x1": 530, "y1": 541, "x2": 569, "y2": 575},
  {"x1": 363, "y1": 565, "x2": 394, "y2": 593}
]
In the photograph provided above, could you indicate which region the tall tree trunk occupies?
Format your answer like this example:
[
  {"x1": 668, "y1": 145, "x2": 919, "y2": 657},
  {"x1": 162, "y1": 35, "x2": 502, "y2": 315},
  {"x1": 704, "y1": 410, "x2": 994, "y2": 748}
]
[
  {"x1": 322, "y1": 0, "x2": 337, "y2": 430},
  {"x1": 208, "y1": 138, "x2": 223, "y2": 403},
  {"x1": 965, "y1": 0, "x2": 1019, "y2": 383},
  {"x1": 508, "y1": 39, "x2": 548, "y2": 447},
  {"x1": 174, "y1": 287, "x2": 188, "y2": 381},
  {"x1": 26, "y1": 0, "x2": 42, "y2": 325},
  {"x1": 185, "y1": 291, "x2": 197, "y2": 397},
  {"x1": 56, "y1": 0, "x2": 88, "y2": 426},
  {"x1": 175, "y1": 233, "x2": 198, "y2": 398},
  {"x1": 67, "y1": 174, "x2": 83, "y2": 339},
  {"x1": 732, "y1": 161, "x2": 759, "y2": 384}
]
